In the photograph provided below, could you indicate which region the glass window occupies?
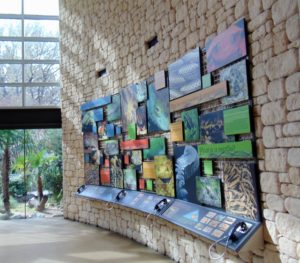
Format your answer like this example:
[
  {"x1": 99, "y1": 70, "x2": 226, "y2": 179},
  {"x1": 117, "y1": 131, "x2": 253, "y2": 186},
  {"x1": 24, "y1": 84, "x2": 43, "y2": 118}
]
[
  {"x1": 0, "y1": 41, "x2": 22, "y2": 59},
  {"x1": 25, "y1": 86, "x2": 60, "y2": 106},
  {"x1": 24, "y1": 64, "x2": 60, "y2": 83},
  {"x1": 24, "y1": 42, "x2": 60, "y2": 60},
  {"x1": 0, "y1": 86, "x2": 23, "y2": 106},
  {"x1": 24, "y1": 20, "x2": 59, "y2": 37},
  {"x1": 0, "y1": 0, "x2": 21, "y2": 14},
  {"x1": 24, "y1": 0, "x2": 59, "y2": 16},
  {"x1": 0, "y1": 19, "x2": 22, "y2": 36},
  {"x1": 0, "y1": 64, "x2": 22, "y2": 83}
]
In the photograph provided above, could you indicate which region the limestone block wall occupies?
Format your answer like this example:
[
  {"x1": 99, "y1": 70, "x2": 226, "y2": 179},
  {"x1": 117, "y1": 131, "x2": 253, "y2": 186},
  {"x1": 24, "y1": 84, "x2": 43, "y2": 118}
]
[{"x1": 59, "y1": 0, "x2": 300, "y2": 262}]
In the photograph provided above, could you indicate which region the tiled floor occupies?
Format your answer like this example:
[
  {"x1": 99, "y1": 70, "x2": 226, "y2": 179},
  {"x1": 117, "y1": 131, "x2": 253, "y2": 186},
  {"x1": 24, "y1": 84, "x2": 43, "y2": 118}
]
[{"x1": 0, "y1": 218, "x2": 173, "y2": 263}]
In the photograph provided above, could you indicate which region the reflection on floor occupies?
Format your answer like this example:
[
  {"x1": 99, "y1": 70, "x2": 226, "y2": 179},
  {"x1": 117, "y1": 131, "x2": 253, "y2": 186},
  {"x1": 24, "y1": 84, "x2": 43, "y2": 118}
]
[{"x1": 0, "y1": 217, "x2": 174, "y2": 263}]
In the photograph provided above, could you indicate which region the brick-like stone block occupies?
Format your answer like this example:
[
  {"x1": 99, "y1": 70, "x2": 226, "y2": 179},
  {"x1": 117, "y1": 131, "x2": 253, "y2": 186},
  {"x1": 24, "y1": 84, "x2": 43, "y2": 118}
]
[
  {"x1": 263, "y1": 249, "x2": 281, "y2": 263},
  {"x1": 266, "y1": 194, "x2": 285, "y2": 212},
  {"x1": 278, "y1": 237, "x2": 297, "y2": 258},
  {"x1": 287, "y1": 93, "x2": 300, "y2": 111},
  {"x1": 271, "y1": 0, "x2": 298, "y2": 25},
  {"x1": 252, "y1": 76, "x2": 268, "y2": 97},
  {"x1": 248, "y1": 0, "x2": 262, "y2": 19},
  {"x1": 285, "y1": 197, "x2": 300, "y2": 218},
  {"x1": 249, "y1": 10, "x2": 271, "y2": 32},
  {"x1": 265, "y1": 148, "x2": 288, "y2": 172},
  {"x1": 260, "y1": 172, "x2": 280, "y2": 194},
  {"x1": 261, "y1": 100, "x2": 287, "y2": 125},
  {"x1": 288, "y1": 148, "x2": 300, "y2": 167},
  {"x1": 283, "y1": 122, "x2": 300, "y2": 136},
  {"x1": 286, "y1": 14, "x2": 300, "y2": 42},
  {"x1": 266, "y1": 49, "x2": 299, "y2": 81},
  {"x1": 262, "y1": 126, "x2": 276, "y2": 147},
  {"x1": 264, "y1": 220, "x2": 279, "y2": 244},
  {"x1": 268, "y1": 78, "x2": 285, "y2": 101},
  {"x1": 276, "y1": 213, "x2": 300, "y2": 242},
  {"x1": 262, "y1": 0, "x2": 275, "y2": 10},
  {"x1": 281, "y1": 184, "x2": 300, "y2": 198},
  {"x1": 289, "y1": 167, "x2": 300, "y2": 185},
  {"x1": 286, "y1": 72, "x2": 300, "y2": 95},
  {"x1": 234, "y1": 0, "x2": 247, "y2": 19},
  {"x1": 287, "y1": 110, "x2": 300, "y2": 122}
]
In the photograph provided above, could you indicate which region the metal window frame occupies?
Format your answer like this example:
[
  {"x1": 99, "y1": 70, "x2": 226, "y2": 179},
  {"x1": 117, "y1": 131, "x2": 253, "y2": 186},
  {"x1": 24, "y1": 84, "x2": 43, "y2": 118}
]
[{"x1": 0, "y1": 0, "x2": 60, "y2": 109}]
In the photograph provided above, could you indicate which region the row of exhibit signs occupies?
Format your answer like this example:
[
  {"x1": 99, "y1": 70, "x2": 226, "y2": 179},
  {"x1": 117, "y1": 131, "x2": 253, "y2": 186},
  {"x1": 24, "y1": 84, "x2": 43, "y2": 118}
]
[{"x1": 81, "y1": 18, "x2": 261, "y2": 223}]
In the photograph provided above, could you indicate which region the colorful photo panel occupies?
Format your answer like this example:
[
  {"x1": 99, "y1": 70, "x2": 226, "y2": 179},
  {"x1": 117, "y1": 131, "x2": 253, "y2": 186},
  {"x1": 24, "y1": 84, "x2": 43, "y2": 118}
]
[
  {"x1": 168, "y1": 47, "x2": 202, "y2": 100},
  {"x1": 170, "y1": 121, "x2": 184, "y2": 142},
  {"x1": 120, "y1": 84, "x2": 138, "y2": 131},
  {"x1": 127, "y1": 123, "x2": 136, "y2": 140},
  {"x1": 100, "y1": 168, "x2": 110, "y2": 186},
  {"x1": 92, "y1": 108, "x2": 104, "y2": 122},
  {"x1": 109, "y1": 155, "x2": 124, "y2": 188},
  {"x1": 199, "y1": 110, "x2": 234, "y2": 144},
  {"x1": 82, "y1": 111, "x2": 97, "y2": 133},
  {"x1": 223, "y1": 161, "x2": 259, "y2": 220},
  {"x1": 220, "y1": 59, "x2": 249, "y2": 105},
  {"x1": 154, "y1": 70, "x2": 167, "y2": 90},
  {"x1": 143, "y1": 161, "x2": 156, "y2": 179},
  {"x1": 120, "y1": 139, "x2": 149, "y2": 150},
  {"x1": 136, "y1": 105, "x2": 147, "y2": 135},
  {"x1": 143, "y1": 137, "x2": 166, "y2": 160},
  {"x1": 202, "y1": 73, "x2": 213, "y2": 89},
  {"x1": 196, "y1": 177, "x2": 222, "y2": 208},
  {"x1": 83, "y1": 132, "x2": 98, "y2": 152},
  {"x1": 181, "y1": 108, "x2": 200, "y2": 142},
  {"x1": 133, "y1": 80, "x2": 147, "y2": 102},
  {"x1": 107, "y1": 94, "x2": 121, "y2": 122},
  {"x1": 124, "y1": 168, "x2": 137, "y2": 190},
  {"x1": 147, "y1": 78, "x2": 170, "y2": 133},
  {"x1": 174, "y1": 145, "x2": 200, "y2": 204},
  {"x1": 104, "y1": 140, "x2": 119, "y2": 156},
  {"x1": 84, "y1": 163, "x2": 100, "y2": 185},
  {"x1": 206, "y1": 19, "x2": 247, "y2": 73},
  {"x1": 154, "y1": 156, "x2": 175, "y2": 197},
  {"x1": 98, "y1": 121, "x2": 108, "y2": 140},
  {"x1": 106, "y1": 123, "x2": 115, "y2": 138}
]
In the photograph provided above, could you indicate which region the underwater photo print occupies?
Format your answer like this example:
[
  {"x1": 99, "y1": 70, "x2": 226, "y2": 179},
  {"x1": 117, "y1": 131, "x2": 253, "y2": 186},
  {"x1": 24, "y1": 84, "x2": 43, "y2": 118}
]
[
  {"x1": 124, "y1": 168, "x2": 137, "y2": 190},
  {"x1": 181, "y1": 108, "x2": 200, "y2": 142},
  {"x1": 196, "y1": 177, "x2": 222, "y2": 208},
  {"x1": 133, "y1": 80, "x2": 147, "y2": 102},
  {"x1": 107, "y1": 94, "x2": 121, "y2": 122},
  {"x1": 154, "y1": 155, "x2": 175, "y2": 197},
  {"x1": 147, "y1": 79, "x2": 170, "y2": 133},
  {"x1": 143, "y1": 137, "x2": 166, "y2": 160},
  {"x1": 82, "y1": 110, "x2": 97, "y2": 133},
  {"x1": 109, "y1": 155, "x2": 124, "y2": 188},
  {"x1": 136, "y1": 105, "x2": 147, "y2": 135},
  {"x1": 85, "y1": 163, "x2": 100, "y2": 185},
  {"x1": 223, "y1": 161, "x2": 259, "y2": 220},
  {"x1": 83, "y1": 132, "x2": 98, "y2": 152},
  {"x1": 174, "y1": 145, "x2": 199, "y2": 204},
  {"x1": 168, "y1": 47, "x2": 202, "y2": 100}
]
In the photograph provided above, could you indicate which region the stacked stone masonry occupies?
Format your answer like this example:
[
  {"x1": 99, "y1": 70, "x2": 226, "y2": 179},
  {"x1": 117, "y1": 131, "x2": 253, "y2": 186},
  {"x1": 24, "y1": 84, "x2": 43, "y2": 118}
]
[{"x1": 59, "y1": 0, "x2": 300, "y2": 262}]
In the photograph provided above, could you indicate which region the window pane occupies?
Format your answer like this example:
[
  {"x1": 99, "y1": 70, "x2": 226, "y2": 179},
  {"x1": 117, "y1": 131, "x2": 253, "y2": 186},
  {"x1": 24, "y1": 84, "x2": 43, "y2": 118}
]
[
  {"x1": 0, "y1": 19, "x2": 22, "y2": 36},
  {"x1": 24, "y1": 64, "x2": 60, "y2": 83},
  {"x1": 24, "y1": 42, "x2": 60, "y2": 60},
  {"x1": 0, "y1": 0, "x2": 21, "y2": 14},
  {"x1": 0, "y1": 86, "x2": 22, "y2": 106},
  {"x1": 0, "y1": 41, "x2": 22, "y2": 59},
  {"x1": 25, "y1": 86, "x2": 60, "y2": 106},
  {"x1": 24, "y1": 0, "x2": 59, "y2": 15},
  {"x1": 25, "y1": 20, "x2": 59, "y2": 37},
  {"x1": 0, "y1": 64, "x2": 22, "y2": 83}
]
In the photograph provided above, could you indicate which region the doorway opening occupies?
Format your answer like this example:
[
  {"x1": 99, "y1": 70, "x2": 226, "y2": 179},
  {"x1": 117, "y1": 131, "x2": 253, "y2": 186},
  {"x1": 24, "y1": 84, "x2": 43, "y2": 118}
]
[{"x1": 0, "y1": 128, "x2": 62, "y2": 220}]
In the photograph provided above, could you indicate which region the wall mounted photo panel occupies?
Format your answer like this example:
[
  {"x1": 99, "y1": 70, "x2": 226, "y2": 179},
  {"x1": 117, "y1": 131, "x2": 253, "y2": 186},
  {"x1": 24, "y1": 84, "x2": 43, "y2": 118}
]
[
  {"x1": 92, "y1": 108, "x2": 104, "y2": 122},
  {"x1": 143, "y1": 137, "x2": 166, "y2": 160},
  {"x1": 133, "y1": 80, "x2": 147, "y2": 102},
  {"x1": 120, "y1": 84, "x2": 138, "y2": 131},
  {"x1": 89, "y1": 149, "x2": 102, "y2": 165},
  {"x1": 82, "y1": 111, "x2": 97, "y2": 133},
  {"x1": 85, "y1": 163, "x2": 100, "y2": 185},
  {"x1": 115, "y1": 126, "x2": 122, "y2": 135},
  {"x1": 206, "y1": 19, "x2": 247, "y2": 73},
  {"x1": 124, "y1": 168, "x2": 137, "y2": 190},
  {"x1": 109, "y1": 155, "x2": 124, "y2": 188},
  {"x1": 203, "y1": 160, "x2": 213, "y2": 176},
  {"x1": 136, "y1": 105, "x2": 147, "y2": 135},
  {"x1": 170, "y1": 121, "x2": 184, "y2": 142},
  {"x1": 120, "y1": 139, "x2": 149, "y2": 150},
  {"x1": 202, "y1": 73, "x2": 213, "y2": 89},
  {"x1": 154, "y1": 70, "x2": 167, "y2": 90},
  {"x1": 220, "y1": 59, "x2": 249, "y2": 105},
  {"x1": 181, "y1": 108, "x2": 200, "y2": 142},
  {"x1": 106, "y1": 123, "x2": 115, "y2": 138},
  {"x1": 127, "y1": 123, "x2": 136, "y2": 140},
  {"x1": 104, "y1": 140, "x2": 119, "y2": 155},
  {"x1": 124, "y1": 152, "x2": 130, "y2": 165},
  {"x1": 147, "y1": 79, "x2": 170, "y2": 133},
  {"x1": 139, "y1": 178, "x2": 145, "y2": 190},
  {"x1": 174, "y1": 145, "x2": 200, "y2": 203},
  {"x1": 98, "y1": 121, "x2": 108, "y2": 140},
  {"x1": 83, "y1": 132, "x2": 98, "y2": 152},
  {"x1": 100, "y1": 168, "x2": 110, "y2": 186},
  {"x1": 198, "y1": 140, "x2": 253, "y2": 158},
  {"x1": 223, "y1": 161, "x2": 259, "y2": 220},
  {"x1": 81, "y1": 95, "x2": 111, "y2": 111},
  {"x1": 131, "y1": 150, "x2": 142, "y2": 166},
  {"x1": 196, "y1": 177, "x2": 222, "y2": 208},
  {"x1": 168, "y1": 47, "x2": 202, "y2": 100},
  {"x1": 143, "y1": 161, "x2": 156, "y2": 179},
  {"x1": 223, "y1": 105, "x2": 251, "y2": 135},
  {"x1": 170, "y1": 81, "x2": 228, "y2": 112},
  {"x1": 107, "y1": 94, "x2": 121, "y2": 122},
  {"x1": 200, "y1": 110, "x2": 234, "y2": 144},
  {"x1": 146, "y1": 179, "x2": 154, "y2": 191},
  {"x1": 154, "y1": 156, "x2": 175, "y2": 197}
]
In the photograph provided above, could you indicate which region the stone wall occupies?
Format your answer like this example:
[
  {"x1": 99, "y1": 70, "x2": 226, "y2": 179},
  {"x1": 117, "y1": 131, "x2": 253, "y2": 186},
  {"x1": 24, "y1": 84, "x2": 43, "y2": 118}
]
[{"x1": 59, "y1": 0, "x2": 300, "y2": 262}]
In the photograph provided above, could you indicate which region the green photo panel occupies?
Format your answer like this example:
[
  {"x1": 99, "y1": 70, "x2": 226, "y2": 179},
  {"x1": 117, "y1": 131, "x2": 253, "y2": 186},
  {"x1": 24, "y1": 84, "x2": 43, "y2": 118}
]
[
  {"x1": 127, "y1": 123, "x2": 136, "y2": 140},
  {"x1": 198, "y1": 140, "x2": 253, "y2": 159},
  {"x1": 202, "y1": 73, "x2": 213, "y2": 89},
  {"x1": 223, "y1": 105, "x2": 251, "y2": 135},
  {"x1": 203, "y1": 160, "x2": 213, "y2": 176},
  {"x1": 143, "y1": 137, "x2": 166, "y2": 160},
  {"x1": 181, "y1": 108, "x2": 199, "y2": 142}
]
